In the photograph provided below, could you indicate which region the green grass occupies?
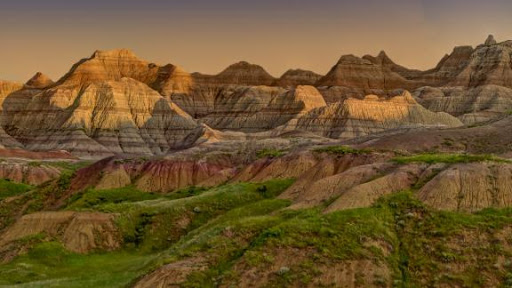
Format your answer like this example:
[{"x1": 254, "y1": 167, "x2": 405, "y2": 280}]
[
  {"x1": 392, "y1": 153, "x2": 510, "y2": 164},
  {"x1": 27, "y1": 161, "x2": 92, "y2": 173},
  {"x1": 45, "y1": 161, "x2": 93, "y2": 172},
  {"x1": 161, "y1": 191, "x2": 512, "y2": 287},
  {"x1": 107, "y1": 179, "x2": 295, "y2": 252},
  {"x1": 314, "y1": 145, "x2": 372, "y2": 155},
  {"x1": 0, "y1": 179, "x2": 33, "y2": 200},
  {"x1": 0, "y1": 242, "x2": 157, "y2": 288},
  {"x1": 5, "y1": 179, "x2": 512, "y2": 287},
  {"x1": 66, "y1": 186, "x2": 161, "y2": 210},
  {"x1": 164, "y1": 186, "x2": 208, "y2": 201},
  {"x1": 256, "y1": 149, "x2": 286, "y2": 159},
  {"x1": 170, "y1": 200, "x2": 398, "y2": 287}
]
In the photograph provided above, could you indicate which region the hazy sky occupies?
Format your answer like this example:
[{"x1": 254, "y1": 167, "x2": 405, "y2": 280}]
[{"x1": 1, "y1": 0, "x2": 512, "y2": 81}]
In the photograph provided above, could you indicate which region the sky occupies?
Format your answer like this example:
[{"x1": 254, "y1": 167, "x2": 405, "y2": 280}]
[{"x1": 1, "y1": 0, "x2": 512, "y2": 81}]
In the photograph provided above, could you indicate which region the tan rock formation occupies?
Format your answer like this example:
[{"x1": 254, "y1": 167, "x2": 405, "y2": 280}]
[
  {"x1": 274, "y1": 69, "x2": 323, "y2": 87},
  {"x1": 0, "y1": 162, "x2": 61, "y2": 185},
  {"x1": 202, "y1": 85, "x2": 326, "y2": 132},
  {"x1": 363, "y1": 51, "x2": 424, "y2": 80},
  {"x1": 287, "y1": 91, "x2": 463, "y2": 139},
  {"x1": 0, "y1": 81, "x2": 23, "y2": 99},
  {"x1": 194, "y1": 61, "x2": 275, "y2": 86},
  {"x1": 233, "y1": 151, "x2": 320, "y2": 183},
  {"x1": 415, "y1": 85, "x2": 512, "y2": 124},
  {"x1": 25, "y1": 72, "x2": 54, "y2": 89},
  {"x1": 324, "y1": 164, "x2": 425, "y2": 212},
  {"x1": 355, "y1": 115, "x2": 512, "y2": 156},
  {"x1": 411, "y1": 46, "x2": 474, "y2": 86},
  {"x1": 56, "y1": 49, "x2": 160, "y2": 88},
  {"x1": 0, "y1": 211, "x2": 121, "y2": 253},
  {"x1": 450, "y1": 37, "x2": 512, "y2": 88},
  {"x1": 71, "y1": 156, "x2": 237, "y2": 193},
  {"x1": 316, "y1": 54, "x2": 420, "y2": 92},
  {"x1": 133, "y1": 257, "x2": 208, "y2": 288},
  {"x1": 286, "y1": 162, "x2": 394, "y2": 209},
  {"x1": 4, "y1": 78, "x2": 199, "y2": 156},
  {"x1": 418, "y1": 163, "x2": 512, "y2": 212}
]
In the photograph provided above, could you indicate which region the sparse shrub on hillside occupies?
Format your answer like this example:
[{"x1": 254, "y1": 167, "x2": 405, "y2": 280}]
[
  {"x1": 314, "y1": 145, "x2": 373, "y2": 155},
  {"x1": 392, "y1": 153, "x2": 509, "y2": 164},
  {"x1": 256, "y1": 149, "x2": 286, "y2": 159}
]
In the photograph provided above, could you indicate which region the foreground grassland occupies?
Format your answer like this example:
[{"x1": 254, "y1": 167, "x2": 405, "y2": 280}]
[{"x1": 1, "y1": 165, "x2": 512, "y2": 287}]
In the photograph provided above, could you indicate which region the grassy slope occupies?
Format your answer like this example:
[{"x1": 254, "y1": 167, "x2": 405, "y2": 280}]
[
  {"x1": 0, "y1": 179, "x2": 295, "y2": 287},
  {"x1": 2, "y1": 155, "x2": 512, "y2": 287},
  {"x1": 0, "y1": 179, "x2": 33, "y2": 200}
]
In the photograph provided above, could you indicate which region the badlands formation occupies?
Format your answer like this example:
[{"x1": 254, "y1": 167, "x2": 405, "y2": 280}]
[
  {"x1": 1, "y1": 35, "x2": 512, "y2": 287},
  {"x1": 1, "y1": 36, "x2": 511, "y2": 157}
]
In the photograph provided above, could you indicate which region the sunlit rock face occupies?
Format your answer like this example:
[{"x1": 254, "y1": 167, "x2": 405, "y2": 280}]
[
  {"x1": 283, "y1": 91, "x2": 463, "y2": 139},
  {"x1": 0, "y1": 35, "x2": 511, "y2": 157}
]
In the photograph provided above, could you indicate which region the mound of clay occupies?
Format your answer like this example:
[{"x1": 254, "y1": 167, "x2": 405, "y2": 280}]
[
  {"x1": 0, "y1": 162, "x2": 61, "y2": 185},
  {"x1": 0, "y1": 211, "x2": 121, "y2": 253},
  {"x1": 418, "y1": 162, "x2": 512, "y2": 212}
]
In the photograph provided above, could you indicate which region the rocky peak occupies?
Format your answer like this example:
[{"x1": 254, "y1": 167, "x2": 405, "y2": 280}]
[
  {"x1": 485, "y1": 34, "x2": 497, "y2": 46},
  {"x1": 336, "y1": 55, "x2": 372, "y2": 65},
  {"x1": 91, "y1": 48, "x2": 139, "y2": 59},
  {"x1": 209, "y1": 61, "x2": 276, "y2": 86},
  {"x1": 221, "y1": 61, "x2": 272, "y2": 75},
  {"x1": 363, "y1": 51, "x2": 395, "y2": 66},
  {"x1": 448, "y1": 36, "x2": 512, "y2": 88},
  {"x1": 275, "y1": 69, "x2": 322, "y2": 87},
  {"x1": 25, "y1": 72, "x2": 54, "y2": 89},
  {"x1": 317, "y1": 53, "x2": 416, "y2": 90},
  {"x1": 56, "y1": 49, "x2": 160, "y2": 87}
]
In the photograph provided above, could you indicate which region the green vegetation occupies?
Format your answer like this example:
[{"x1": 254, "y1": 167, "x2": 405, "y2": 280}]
[
  {"x1": 256, "y1": 148, "x2": 286, "y2": 159},
  {"x1": 164, "y1": 186, "x2": 208, "y2": 201},
  {"x1": 24, "y1": 173, "x2": 73, "y2": 214},
  {"x1": 314, "y1": 145, "x2": 372, "y2": 155},
  {"x1": 28, "y1": 160, "x2": 92, "y2": 174},
  {"x1": 108, "y1": 179, "x2": 295, "y2": 252},
  {"x1": 67, "y1": 186, "x2": 161, "y2": 210},
  {"x1": 46, "y1": 161, "x2": 93, "y2": 172},
  {"x1": 392, "y1": 152, "x2": 510, "y2": 164},
  {"x1": 4, "y1": 176, "x2": 512, "y2": 287},
  {"x1": 0, "y1": 179, "x2": 33, "y2": 200},
  {"x1": 0, "y1": 241, "x2": 157, "y2": 288}
]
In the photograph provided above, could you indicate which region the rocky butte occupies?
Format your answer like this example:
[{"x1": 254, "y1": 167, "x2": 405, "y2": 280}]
[{"x1": 0, "y1": 35, "x2": 512, "y2": 287}]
